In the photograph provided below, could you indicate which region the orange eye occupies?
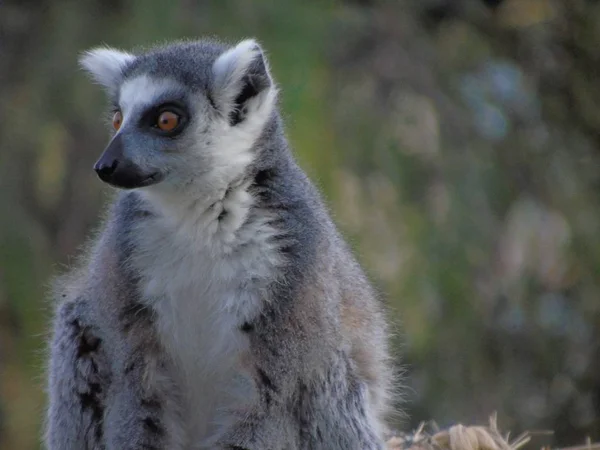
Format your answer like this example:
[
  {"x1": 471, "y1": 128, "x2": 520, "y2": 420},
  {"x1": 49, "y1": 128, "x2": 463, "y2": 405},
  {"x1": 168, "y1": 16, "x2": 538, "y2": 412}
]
[
  {"x1": 157, "y1": 111, "x2": 180, "y2": 132},
  {"x1": 112, "y1": 111, "x2": 123, "y2": 131}
]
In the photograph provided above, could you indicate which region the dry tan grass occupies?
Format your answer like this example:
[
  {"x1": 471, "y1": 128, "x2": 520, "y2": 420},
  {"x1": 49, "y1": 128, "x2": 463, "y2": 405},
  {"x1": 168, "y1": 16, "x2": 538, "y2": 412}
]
[{"x1": 385, "y1": 414, "x2": 599, "y2": 450}]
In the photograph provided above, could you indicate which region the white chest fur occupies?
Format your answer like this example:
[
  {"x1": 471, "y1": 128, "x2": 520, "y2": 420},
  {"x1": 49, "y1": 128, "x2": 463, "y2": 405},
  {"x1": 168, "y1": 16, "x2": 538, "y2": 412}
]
[{"x1": 132, "y1": 187, "x2": 282, "y2": 446}]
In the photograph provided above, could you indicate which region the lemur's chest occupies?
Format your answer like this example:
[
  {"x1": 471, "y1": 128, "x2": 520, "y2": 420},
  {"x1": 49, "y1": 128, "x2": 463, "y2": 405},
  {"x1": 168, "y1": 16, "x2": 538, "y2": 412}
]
[
  {"x1": 149, "y1": 270, "x2": 251, "y2": 444},
  {"x1": 132, "y1": 208, "x2": 281, "y2": 443}
]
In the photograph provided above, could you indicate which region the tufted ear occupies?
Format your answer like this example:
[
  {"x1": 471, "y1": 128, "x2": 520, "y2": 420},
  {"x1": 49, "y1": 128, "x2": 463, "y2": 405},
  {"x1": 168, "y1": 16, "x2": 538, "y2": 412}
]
[
  {"x1": 79, "y1": 47, "x2": 135, "y2": 93},
  {"x1": 212, "y1": 39, "x2": 276, "y2": 126}
]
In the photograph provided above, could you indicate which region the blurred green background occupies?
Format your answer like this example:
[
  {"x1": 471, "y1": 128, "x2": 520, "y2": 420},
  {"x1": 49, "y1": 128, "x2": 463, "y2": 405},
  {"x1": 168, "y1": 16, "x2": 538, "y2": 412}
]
[{"x1": 1, "y1": 0, "x2": 600, "y2": 448}]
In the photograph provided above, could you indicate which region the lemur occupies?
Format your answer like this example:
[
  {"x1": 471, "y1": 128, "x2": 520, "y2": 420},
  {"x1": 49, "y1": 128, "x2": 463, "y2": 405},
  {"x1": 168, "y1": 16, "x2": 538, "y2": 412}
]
[{"x1": 45, "y1": 38, "x2": 396, "y2": 450}]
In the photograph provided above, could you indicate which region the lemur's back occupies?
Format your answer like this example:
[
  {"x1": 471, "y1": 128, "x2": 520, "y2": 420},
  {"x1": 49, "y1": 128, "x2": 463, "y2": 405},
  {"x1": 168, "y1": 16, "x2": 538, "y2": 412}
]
[{"x1": 45, "y1": 38, "x2": 395, "y2": 450}]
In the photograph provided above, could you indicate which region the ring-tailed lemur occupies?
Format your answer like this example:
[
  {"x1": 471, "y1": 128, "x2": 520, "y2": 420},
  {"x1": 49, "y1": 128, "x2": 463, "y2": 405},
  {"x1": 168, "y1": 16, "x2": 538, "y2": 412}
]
[{"x1": 45, "y1": 38, "x2": 396, "y2": 450}]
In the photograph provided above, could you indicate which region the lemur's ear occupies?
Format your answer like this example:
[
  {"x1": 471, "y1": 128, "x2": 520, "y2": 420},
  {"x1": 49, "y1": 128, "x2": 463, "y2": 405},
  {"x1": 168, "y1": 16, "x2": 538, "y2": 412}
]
[
  {"x1": 79, "y1": 47, "x2": 135, "y2": 93},
  {"x1": 212, "y1": 39, "x2": 276, "y2": 126}
]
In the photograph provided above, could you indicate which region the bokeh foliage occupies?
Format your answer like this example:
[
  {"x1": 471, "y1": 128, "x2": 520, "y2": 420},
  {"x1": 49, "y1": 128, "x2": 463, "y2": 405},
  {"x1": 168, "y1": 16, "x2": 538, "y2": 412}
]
[{"x1": 0, "y1": 1, "x2": 599, "y2": 449}]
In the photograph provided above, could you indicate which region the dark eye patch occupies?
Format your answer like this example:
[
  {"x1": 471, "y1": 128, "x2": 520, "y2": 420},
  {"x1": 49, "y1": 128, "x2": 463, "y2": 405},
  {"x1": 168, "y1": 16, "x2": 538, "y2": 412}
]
[{"x1": 139, "y1": 101, "x2": 189, "y2": 137}]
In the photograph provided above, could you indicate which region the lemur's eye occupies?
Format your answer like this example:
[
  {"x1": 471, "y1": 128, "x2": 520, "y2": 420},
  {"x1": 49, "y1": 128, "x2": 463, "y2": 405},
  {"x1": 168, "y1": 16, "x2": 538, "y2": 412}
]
[
  {"x1": 142, "y1": 103, "x2": 186, "y2": 136},
  {"x1": 112, "y1": 111, "x2": 123, "y2": 131},
  {"x1": 157, "y1": 111, "x2": 180, "y2": 132}
]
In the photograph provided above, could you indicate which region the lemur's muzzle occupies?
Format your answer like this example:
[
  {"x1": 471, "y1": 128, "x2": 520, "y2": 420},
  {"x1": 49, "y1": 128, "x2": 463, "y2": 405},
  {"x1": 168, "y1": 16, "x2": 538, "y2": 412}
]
[{"x1": 94, "y1": 134, "x2": 162, "y2": 189}]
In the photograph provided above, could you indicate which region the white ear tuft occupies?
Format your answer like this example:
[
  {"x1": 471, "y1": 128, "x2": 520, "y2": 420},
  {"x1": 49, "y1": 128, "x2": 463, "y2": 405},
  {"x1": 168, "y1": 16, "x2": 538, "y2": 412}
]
[
  {"x1": 212, "y1": 39, "x2": 275, "y2": 125},
  {"x1": 213, "y1": 39, "x2": 264, "y2": 91},
  {"x1": 79, "y1": 47, "x2": 135, "y2": 91}
]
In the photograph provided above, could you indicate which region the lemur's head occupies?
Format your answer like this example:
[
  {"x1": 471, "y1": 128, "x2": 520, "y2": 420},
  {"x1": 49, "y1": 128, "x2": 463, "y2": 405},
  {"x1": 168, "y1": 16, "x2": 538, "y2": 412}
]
[{"x1": 80, "y1": 39, "x2": 277, "y2": 193}]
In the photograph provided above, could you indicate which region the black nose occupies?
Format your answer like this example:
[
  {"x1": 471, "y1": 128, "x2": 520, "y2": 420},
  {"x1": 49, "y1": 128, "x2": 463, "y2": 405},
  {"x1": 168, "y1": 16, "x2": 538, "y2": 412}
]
[{"x1": 94, "y1": 159, "x2": 119, "y2": 182}]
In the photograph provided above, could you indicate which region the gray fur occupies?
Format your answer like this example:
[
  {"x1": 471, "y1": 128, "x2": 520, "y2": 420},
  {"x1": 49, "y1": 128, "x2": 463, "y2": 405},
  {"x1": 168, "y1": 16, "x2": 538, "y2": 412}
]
[{"x1": 45, "y1": 38, "x2": 396, "y2": 450}]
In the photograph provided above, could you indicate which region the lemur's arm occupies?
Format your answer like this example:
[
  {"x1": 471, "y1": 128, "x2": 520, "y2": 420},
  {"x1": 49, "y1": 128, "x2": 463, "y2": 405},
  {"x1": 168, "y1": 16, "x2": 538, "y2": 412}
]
[
  {"x1": 46, "y1": 297, "x2": 180, "y2": 450},
  {"x1": 214, "y1": 357, "x2": 386, "y2": 450},
  {"x1": 214, "y1": 309, "x2": 386, "y2": 450},
  {"x1": 45, "y1": 300, "x2": 108, "y2": 450}
]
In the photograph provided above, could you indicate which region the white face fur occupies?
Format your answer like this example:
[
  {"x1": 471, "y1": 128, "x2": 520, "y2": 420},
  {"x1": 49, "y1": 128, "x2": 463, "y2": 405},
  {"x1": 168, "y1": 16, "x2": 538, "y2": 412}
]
[{"x1": 80, "y1": 39, "x2": 278, "y2": 204}]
